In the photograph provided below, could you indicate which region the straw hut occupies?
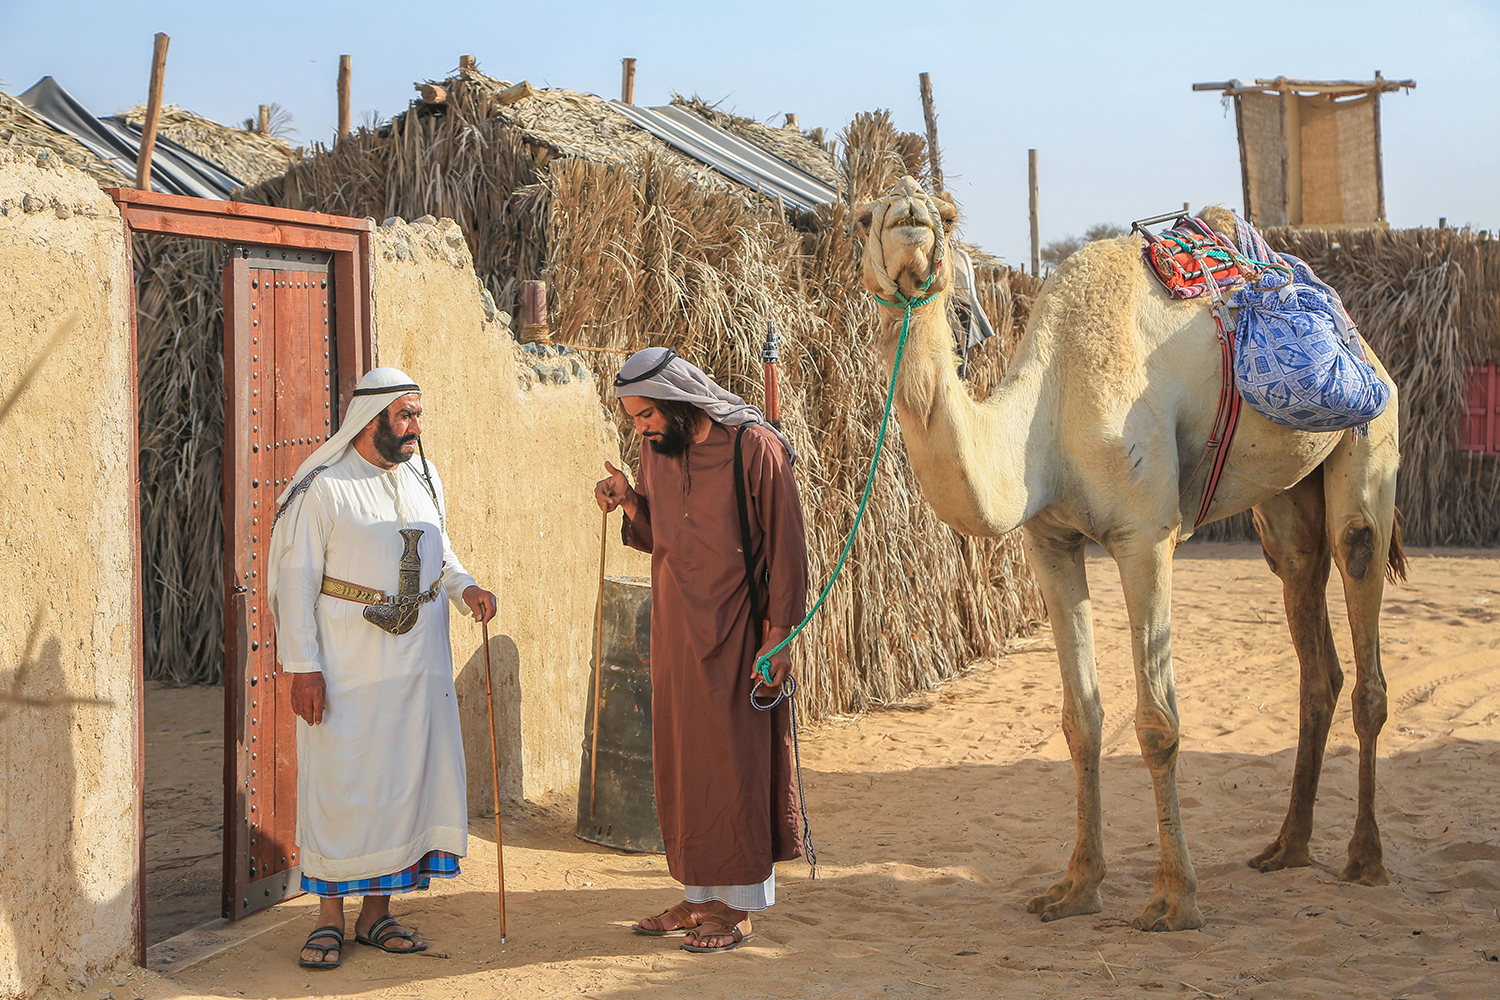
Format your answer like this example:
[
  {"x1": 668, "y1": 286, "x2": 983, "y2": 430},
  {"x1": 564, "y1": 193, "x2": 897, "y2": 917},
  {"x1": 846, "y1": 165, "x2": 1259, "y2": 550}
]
[
  {"x1": 2, "y1": 89, "x2": 299, "y2": 685},
  {"x1": 242, "y1": 66, "x2": 1048, "y2": 718}
]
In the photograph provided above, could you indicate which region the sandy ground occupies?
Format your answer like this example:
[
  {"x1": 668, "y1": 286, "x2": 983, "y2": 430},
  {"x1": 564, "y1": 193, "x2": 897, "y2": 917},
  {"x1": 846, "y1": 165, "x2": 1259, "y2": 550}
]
[{"x1": 95, "y1": 542, "x2": 1500, "y2": 1000}]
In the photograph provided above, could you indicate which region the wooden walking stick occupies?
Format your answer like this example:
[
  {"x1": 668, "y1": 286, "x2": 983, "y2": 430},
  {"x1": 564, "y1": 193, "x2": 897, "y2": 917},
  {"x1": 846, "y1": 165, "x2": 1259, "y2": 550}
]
[
  {"x1": 588, "y1": 509, "x2": 609, "y2": 818},
  {"x1": 480, "y1": 619, "x2": 508, "y2": 943}
]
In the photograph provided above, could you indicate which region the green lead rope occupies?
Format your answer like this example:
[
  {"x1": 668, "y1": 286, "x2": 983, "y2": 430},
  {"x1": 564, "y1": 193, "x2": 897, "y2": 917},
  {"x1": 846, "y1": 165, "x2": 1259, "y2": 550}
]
[
  {"x1": 752, "y1": 269, "x2": 939, "y2": 689},
  {"x1": 749, "y1": 271, "x2": 940, "y2": 876}
]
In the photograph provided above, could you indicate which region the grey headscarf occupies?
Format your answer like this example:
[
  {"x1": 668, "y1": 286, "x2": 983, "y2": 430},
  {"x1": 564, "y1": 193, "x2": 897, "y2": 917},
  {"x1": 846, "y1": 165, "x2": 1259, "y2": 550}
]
[{"x1": 614, "y1": 347, "x2": 795, "y2": 463}]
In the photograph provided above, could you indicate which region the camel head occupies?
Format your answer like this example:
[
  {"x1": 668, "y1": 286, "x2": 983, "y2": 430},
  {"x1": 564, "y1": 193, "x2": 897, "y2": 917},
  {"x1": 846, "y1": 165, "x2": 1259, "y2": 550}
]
[{"x1": 856, "y1": 176, "x2": 957, "y2": 304}]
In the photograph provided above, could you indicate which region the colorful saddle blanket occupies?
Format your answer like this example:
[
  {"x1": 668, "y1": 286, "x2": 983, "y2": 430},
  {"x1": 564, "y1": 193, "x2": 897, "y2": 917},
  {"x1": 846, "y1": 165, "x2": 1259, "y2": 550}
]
[{"x1": 1140, "y1": 214, "x2": 1390, "y2": 434}]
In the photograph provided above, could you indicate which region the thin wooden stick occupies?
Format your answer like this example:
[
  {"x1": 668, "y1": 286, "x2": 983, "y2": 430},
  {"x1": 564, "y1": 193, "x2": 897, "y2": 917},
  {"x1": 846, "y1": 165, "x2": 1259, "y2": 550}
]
[
  {"x1": 585, "y1": 512, "x2": 609, "y2": 815},
  {"x1": 588, "y1": 510, "x2": 609, "y2": 818},
  {"x1": 135, "y1": 33, "x2": 169, "y2": 191},
  {"x1": 480, "y1": 619, "x2": 507, "y2": 943},
  {"x1": 918, "y1": 72, "x2": 943, "y2": 193}
]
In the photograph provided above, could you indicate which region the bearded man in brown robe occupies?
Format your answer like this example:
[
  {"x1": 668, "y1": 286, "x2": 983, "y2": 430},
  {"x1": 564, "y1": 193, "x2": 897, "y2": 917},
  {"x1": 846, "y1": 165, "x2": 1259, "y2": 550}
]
[{"x1": 595, "y1": 347, "x2": 809, "y2": 953}]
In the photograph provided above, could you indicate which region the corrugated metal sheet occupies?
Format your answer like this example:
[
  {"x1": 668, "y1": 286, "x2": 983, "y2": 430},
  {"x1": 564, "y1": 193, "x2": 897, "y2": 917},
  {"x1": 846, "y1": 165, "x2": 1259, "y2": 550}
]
[
  {"x1": 17, "y1": 76, "x2": 245, "y2": 199},
  {"x1": 610, "y1": 102, "x2": 838, "y2": 213}
]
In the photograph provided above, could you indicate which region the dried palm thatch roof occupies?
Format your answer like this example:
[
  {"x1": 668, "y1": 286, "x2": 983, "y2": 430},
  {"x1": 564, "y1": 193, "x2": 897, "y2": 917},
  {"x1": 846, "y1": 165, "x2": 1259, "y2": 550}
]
[
  {"x1": 122, "y1": 103, "x2": 296, "y2": 187},
  {"x1": 0, "y1": 90, "x2": 126, "y2": 187},
  {"x1": 669, "y1": 93, "x2": 841, "y2": 187},
  {"x1": 240, "y1": 72, "x2": 1047, "y2": 716}
]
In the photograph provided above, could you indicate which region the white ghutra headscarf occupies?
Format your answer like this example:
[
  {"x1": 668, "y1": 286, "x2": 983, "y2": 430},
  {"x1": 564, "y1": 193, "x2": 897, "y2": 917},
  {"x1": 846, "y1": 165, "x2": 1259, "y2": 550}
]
[
  {"x1": 613, "y1": 347, "x2": 795, "y2": 463},
  {"x1": 265, "y1": 367, "x2": 430, "y2": 624}
]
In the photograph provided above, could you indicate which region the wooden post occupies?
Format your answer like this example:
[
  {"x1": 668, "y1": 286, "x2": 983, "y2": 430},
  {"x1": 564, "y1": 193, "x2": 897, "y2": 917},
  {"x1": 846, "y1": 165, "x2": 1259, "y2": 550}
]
[
  {"x1": 460, "y1": 54, "x2": 475, "y2": 73},
  {"x1": 919, "y1": 72, "x2": 943, "y2": 192},
  {"x1": 1372, "y1": 69, "x2": 1387, "y2": 223},
  {"x1": 417, "y1": 83, "x2": 448, "y2": 104},
  {"x1": 784, "y1": 113, "x2": 799, "y2": 129},
  {"x1": 1028, "y1": 149, "x2": 1040, "y2": 276},
  {"x1": 134, "y1": 32, "x2": 169, "y2": 191},
  {"x1": 497, "y1": 81, "x2": 534, "y2": 106},
  {"x1": 337, "y1": 55, "x2": 351, "y2": 139},
  {"x1": 521, "y1": 280, "x2": 551, "y2": 344},
  {"x1": 621, "y1": 58, "x2": 636, "y2": 104},
  {"x1": 257, "y1": 104, "x2": 269, "y2": 134}
]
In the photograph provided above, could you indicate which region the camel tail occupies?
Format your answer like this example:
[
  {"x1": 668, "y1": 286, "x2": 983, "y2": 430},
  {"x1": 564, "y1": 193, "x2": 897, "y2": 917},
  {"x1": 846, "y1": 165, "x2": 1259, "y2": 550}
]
[{"x1": 1386, "y1": 511, "x2": 1408, "y2": 584}]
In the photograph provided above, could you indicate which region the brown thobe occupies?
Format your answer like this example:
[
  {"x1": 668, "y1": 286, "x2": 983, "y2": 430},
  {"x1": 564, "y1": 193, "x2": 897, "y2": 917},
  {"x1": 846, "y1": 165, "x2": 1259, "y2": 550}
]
[{"x1": 622, "y1": 420, "x2": 809, "y2": 887}]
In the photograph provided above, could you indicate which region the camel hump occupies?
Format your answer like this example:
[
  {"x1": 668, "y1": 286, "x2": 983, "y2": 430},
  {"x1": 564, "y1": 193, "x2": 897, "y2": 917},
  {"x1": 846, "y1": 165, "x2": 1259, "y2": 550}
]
[{"x1": 1195, "y1": 206, "x2": 1241, "y2": 250}]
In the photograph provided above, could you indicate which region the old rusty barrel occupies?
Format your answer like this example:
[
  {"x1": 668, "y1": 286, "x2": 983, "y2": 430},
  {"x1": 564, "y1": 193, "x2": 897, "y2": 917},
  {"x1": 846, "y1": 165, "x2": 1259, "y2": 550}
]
[{"x1": 576, "y1": 575, "x2": 663, "y2": 853}]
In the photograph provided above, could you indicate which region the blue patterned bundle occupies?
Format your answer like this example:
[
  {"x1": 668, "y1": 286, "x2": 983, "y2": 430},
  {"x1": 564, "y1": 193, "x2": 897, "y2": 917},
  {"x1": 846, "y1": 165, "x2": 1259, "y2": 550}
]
[{"x1": 1227, "y1": 222, "x2": 1389, "y2": 434}]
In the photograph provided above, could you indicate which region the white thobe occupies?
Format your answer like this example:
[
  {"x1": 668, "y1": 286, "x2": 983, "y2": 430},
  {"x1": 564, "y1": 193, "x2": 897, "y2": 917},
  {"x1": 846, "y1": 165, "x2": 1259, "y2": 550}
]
[{"x1": 273, "y1": 447, "x2": 476, "y2": 882}]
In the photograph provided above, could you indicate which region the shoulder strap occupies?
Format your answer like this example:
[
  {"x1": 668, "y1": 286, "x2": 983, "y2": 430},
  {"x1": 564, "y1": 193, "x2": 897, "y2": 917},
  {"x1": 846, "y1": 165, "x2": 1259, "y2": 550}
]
[
  {"x1": 271, "y1": 464, "x2": 329, "y2": 530},
  {"x1": 734, "y1": 425, "x2": 763, "y2": 648}
]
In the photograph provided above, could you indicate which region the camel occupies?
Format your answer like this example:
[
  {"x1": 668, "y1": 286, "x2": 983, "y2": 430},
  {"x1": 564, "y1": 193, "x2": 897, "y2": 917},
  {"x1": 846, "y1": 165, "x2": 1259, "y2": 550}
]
[{"x1": 856, "y1": 177, "x2": 1404, "y2": 931}]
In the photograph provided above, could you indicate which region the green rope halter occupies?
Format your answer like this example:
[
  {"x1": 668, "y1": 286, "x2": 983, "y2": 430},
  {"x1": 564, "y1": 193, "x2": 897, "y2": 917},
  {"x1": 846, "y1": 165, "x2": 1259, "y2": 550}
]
[{"x1": 753, "y1": 268, "x2": 941, "y2": 686}]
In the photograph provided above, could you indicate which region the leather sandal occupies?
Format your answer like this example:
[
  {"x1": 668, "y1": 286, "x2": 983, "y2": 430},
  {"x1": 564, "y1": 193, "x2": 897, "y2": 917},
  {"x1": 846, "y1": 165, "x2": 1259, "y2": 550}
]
[
  {"x1": 355, "y1": 914, "x2": 428, "y2": 954},
  {"x1": 298, "y1": 925, "x2": 344, "y2": 969},
  {"x1": 680, "y1": 915, "x2": 754, "y2": 953},
  {"x1": 634, "y1": 901, "x2": 701, "y2": 937}
]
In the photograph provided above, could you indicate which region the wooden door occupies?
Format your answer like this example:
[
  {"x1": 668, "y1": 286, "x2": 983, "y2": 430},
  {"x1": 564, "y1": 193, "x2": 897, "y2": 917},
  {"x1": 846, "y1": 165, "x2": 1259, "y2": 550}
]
[{"x1": 222, "y1": 246, "x2": 337, "y2": 919}]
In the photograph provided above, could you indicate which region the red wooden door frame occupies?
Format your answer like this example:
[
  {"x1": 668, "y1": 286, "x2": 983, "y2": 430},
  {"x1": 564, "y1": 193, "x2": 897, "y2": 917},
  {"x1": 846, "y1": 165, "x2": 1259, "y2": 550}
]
[{"x1": 107, "y1": 189, "x2": 372, "y2": 963}]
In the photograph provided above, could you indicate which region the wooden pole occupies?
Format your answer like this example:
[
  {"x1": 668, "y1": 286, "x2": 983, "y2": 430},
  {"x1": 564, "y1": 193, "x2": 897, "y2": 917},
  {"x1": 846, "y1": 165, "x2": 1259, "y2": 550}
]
[
  {"x1": 521, "y1": 280, "x2": 551, "y2": 344},
  {"x1": 621, "y1": 58, "x2": 636, "y2": 104},
  {"x1": 480, "y1": 619, "x2": 508, "y2": 943},
  {"x1": 1028, "y1": 149, "x2": 1040, "y2": 276},
  {"x1": 1372, "y1": 69, "x2": 1387, "y2": 223},
  {"x1": 588, "y1": 511, "x2": 609, "y2": 819},
  {"x1": 918, "y1": 72, "x2": 943, "y2": 193},
  {"x1": 460, "y1": 54, "x2": 475, "y2": 73},
  {"x1": 784, "y1": 113, "x2": 799, "y2": 129},
  {"x1": 257, "y1": 104, "x2": 269, "y2": 134},
  {"x1": 134, "y1": 32, "x2": 169, "y2": 191},
  {"x1": 337, "y1": 55, "x2": 351, "y2": 139}
]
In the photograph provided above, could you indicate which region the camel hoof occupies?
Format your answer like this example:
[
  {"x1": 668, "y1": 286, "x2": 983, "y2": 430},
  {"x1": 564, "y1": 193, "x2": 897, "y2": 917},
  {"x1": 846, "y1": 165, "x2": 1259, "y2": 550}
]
[
  {"x1": 1340, "y1": 858, "x2": 1390, "y2": 886},
  {"x1": 1027, "y1": 879, "x2": 1102, "y2": 921},
  {"x1": 1248, "y1": 840, "x2": 1310, "y2": 872},
  {"x1": 1131, "y1": 902, "x2": 1205, "y2": 932}
]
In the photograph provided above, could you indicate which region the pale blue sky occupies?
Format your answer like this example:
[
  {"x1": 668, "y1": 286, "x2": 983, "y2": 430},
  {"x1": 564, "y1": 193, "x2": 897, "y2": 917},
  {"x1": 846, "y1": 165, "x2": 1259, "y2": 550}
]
[{"x1": 2, "y1": 1, "x2": 1495, "y2": 265}]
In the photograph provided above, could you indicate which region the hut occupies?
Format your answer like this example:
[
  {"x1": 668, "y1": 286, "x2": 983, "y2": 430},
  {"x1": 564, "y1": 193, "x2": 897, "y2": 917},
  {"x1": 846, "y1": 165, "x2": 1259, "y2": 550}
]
[
  {"x1": 241, "y1": 65, "x2": 1049, "y2": 721},
  {"x1": 0, "y1": 80, "x2": 644, "y2": 991}
]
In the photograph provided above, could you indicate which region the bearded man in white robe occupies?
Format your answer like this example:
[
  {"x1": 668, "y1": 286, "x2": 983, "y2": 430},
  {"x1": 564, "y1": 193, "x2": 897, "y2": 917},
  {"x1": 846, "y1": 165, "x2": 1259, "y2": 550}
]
[{"x1": 267, "y1": 367, "x2": 496, "y2": 969}]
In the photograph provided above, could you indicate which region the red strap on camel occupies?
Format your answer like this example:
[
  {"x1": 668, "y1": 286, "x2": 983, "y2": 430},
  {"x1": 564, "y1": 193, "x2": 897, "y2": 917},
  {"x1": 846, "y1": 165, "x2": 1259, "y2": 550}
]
[{"x1": 1181, "y1": 253, "x2": 1242, "y2": 528}]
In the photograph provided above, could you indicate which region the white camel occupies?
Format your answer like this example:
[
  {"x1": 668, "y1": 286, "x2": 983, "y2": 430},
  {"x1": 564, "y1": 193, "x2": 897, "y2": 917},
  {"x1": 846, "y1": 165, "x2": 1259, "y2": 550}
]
[{"x1": 857, "y1": 177, "x2": 1403, "y2": 931}]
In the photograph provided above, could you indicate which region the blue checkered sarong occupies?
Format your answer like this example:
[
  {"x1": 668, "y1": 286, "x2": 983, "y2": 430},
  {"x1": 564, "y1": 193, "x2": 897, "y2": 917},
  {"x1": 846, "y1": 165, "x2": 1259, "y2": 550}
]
[{"x1": 301, "y1": 850, "x2": 461, "y2": 898}]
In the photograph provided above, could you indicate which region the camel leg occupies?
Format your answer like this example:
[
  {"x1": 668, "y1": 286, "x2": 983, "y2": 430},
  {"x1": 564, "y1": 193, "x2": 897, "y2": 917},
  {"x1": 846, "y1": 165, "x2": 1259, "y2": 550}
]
[
  {"x1": 1021, "y1": 526, "x2": 1106, "y2": 922},
  {"x1": 1114, "y1": 533, "x2": 1204, "y2": 931},
  {"x1": 1324, "y1": 427, "x2": 1398, "y2": 886},
  {"x1": 1248, "y1": 469, "x2": 1340, "y2": 872}
]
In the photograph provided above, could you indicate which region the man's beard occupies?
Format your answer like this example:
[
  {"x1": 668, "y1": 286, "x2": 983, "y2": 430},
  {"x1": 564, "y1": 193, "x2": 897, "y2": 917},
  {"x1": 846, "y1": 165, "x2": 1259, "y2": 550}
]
[
  {"x1": 373, "y1": 410, "x2": 418, "y2": 465},
  {"x1": 644, "y1": 402, "x2": 697, "y2": 456},
  {"x1": 646, "y1": 423, "x2": 691, "y2": 456}
]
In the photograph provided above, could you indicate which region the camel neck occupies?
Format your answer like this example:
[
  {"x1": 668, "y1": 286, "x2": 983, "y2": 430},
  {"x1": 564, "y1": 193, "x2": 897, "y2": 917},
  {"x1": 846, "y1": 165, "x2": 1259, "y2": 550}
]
[{"x1": 876, "y1": 293, "x2": 1049, "y2": 536}]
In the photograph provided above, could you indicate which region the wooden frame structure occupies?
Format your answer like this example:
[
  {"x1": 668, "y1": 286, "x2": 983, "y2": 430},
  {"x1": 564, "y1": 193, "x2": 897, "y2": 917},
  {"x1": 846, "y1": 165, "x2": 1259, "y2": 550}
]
[
  {"x1": 105, "y1": 188, "x2": 372, "y2": 962},
  {"x1": 1194, "y1": 75, "x2": 1415, "y2": 228}
]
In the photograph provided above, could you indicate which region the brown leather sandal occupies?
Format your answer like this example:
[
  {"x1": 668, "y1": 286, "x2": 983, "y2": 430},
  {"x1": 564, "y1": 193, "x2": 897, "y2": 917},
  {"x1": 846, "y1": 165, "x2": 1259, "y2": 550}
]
[
  {"x1": 633, "y1": 902, "x2": 700, "y2": 937},
  {"x1": 680, "y1": 915, "x2": 754, "y2": 953}
]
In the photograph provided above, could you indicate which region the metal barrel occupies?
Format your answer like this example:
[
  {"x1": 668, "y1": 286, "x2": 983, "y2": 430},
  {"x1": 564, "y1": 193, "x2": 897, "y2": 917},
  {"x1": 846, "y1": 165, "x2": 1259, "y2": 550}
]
[{"x1": 576, "y1": 576, "x2": 663, "y2": 853}]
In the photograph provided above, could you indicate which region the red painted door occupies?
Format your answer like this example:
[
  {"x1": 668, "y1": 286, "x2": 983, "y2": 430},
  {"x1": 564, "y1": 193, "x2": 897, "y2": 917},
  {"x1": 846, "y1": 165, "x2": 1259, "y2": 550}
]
[
  {"x1": 222, "y1": 246, "x2": 337, "y2": 919},
  {"x1": 1461, "y1": 362, "x2": 1498, "y2": 454}
]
